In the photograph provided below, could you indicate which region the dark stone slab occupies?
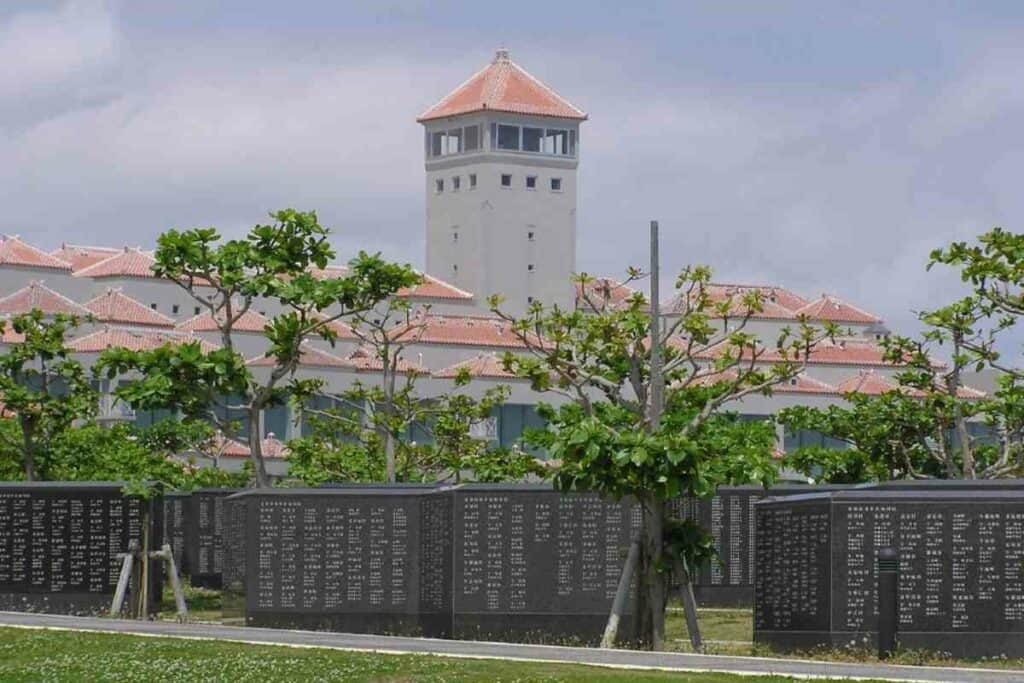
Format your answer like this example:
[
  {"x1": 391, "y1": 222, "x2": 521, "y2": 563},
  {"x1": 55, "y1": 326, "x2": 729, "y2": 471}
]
[
  {"x1": 0, "y1": 482, "x2": 163, "y2": 615},
  {"x1": 449, "y1": 484, "x2": 638, "y2": 645},
  {"x1": 163, "y1": 492, "x2": 190, "y2": 575},
  {"x1": 754, "y1": 489, "x2": 1024, "y2": 658},
  {"x1": 222, "y1": 486, "x2": 453, "y2": 637},
  {"x1": 187, "y1": 489, "x2": 238, "y2": 589},
  {"x1": 668, "y1": 485, "x2": 853, "y2": 607},
  {"x1": 223, "y1": 484, "x2": 638, "y2": 645}
]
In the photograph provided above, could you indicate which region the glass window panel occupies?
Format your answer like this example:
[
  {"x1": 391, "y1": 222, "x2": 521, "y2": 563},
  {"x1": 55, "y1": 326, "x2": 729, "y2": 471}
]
[
  {"x1": 431, "y1": 132, "x2": 443, "y2": 157},
  {"x1": 569, "y1": 129, "x2": 577, "y2": 155},
  {"x1": 463, "y1": 125, "x2": 479, "y2": 151},
  {"x1": 490, "y1": 123, "x2": 497, "y2": 149},
  {"x1": 446, "y1": 128, "x2": 462, "y2": 154},
  {"x1": 544, "y1": 129, "x2": 569, "y2": 155},
  {"x1": 497, "y1": 124, "x2": 520, "y2": 150},
  {"x1": 522, "y1": 127, "x2": 542, "y2": 152},
  {"x1": 263, "y1": 405, "x2": 288, "y2": 439}
]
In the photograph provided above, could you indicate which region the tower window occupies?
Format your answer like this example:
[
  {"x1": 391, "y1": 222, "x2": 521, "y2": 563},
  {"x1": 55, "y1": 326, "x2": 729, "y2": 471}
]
[
  {"x1": 435, "y1": 178, "x2": 444, "y2": 193},
  {"x1": 528, "y1": 264, "x2": 535, "y2": 272},
  {"x1": 150, "y1": 303, "x2": 157, "y2": 310},
  {"x1": 194, "y1": 306, "x2": 201, "y2": 315},
  {"x1": 501, "y1": 174, "x2": 512, "y2": 187},
  {"x1": 172, "y1": 304, "x2": 180, "y2": 315},
  {"x1": 452, "y1": 176, "x2": 461, "y2": 191},
  {"x1": 550, "y1": 177, "x2": 562, "y2": 191},
  {"x1": 453, "y1": 264, "x2": 458, "y2": 273},
  {"x1": 452, "y1": 231, "x2": 458, "y2": 242},
  {"x1": 544, "y1": 129, "x2": 570, "y2": 155},
  {"x1": 468, "y1": 173, "x2": 477, "y2": 189},
  {"x1": 497, "y1": 124, "x2": 520, "y2": 150},
  {"x1": 522, "y1": 127, "x2": 543, "y2": 152},
  {"x1": 464, "y1": 125, "x2": 480, "y2": 151},
  {"x1": 527, "y1": 231, "x2": 535, "y2": 241},
  {"x1": 525, "y1": 175, "x2": 536, "y2": 189},
  {"x1": 527, "y1": 296, "x2": 534, "y2": 304}
]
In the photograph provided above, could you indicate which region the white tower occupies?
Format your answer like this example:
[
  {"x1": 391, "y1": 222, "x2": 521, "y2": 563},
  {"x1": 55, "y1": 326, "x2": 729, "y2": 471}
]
[{"x1": 418, "y1": 50, "x2": 587, "y2": 314}]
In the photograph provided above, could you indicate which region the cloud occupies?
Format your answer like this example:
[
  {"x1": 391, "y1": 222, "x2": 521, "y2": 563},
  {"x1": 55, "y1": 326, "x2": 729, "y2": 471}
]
[
  {"x1": 1, "y1": 7, "x2": 1022, "y2": 347},
  {"x1": 0, "y1": 1, "x2": 117, "y2": 99}
]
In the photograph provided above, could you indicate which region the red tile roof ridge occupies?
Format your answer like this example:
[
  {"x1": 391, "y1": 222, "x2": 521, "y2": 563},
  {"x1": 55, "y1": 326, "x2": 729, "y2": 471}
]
[
  {"x1": 73, "y1": 247, "x2": 159, "y2": 279},
  {"x1": 51, "y1": 244, "x2": 123, "y2": 272},
  {"x1": 177, "y1": 308, "x2": 269, "y2": 333},
  {"x1": 85, "y1": 288, "x2": 176, "y2": 328},
  {"x1": 68, "y1": 326, "x2": 220, "y2": 354},
  {"x1": 773, "y1": 373, "x2": 841, "y2": 395},
  {"x1": 0, "y1": 280, "x2": 90, "y2": 316},
  {"x1": 795, "y1": 293, "x2": 881, "y2": 324},
  {"x1": 399, "y1": 271, "x2": 475, "y2": 300},
  {"x1": 417, "y1": 50, "x2": 587, "y2": 122},
  {"x1": 0, "y1": 235, "x2": 73, "y2": 271},
  {"x1": 433, "y1": 353, "x2": 518, "y2": 380},
  {"x1": 246, "y1": 341, "x2": 349, "y2": 368}
]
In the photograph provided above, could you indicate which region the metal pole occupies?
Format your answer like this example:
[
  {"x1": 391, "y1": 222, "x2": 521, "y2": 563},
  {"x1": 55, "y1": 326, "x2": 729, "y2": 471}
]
[
  {"x1": 877, "y1": 547, "x2": 899, "y2": 659},
  {"x1": 649, "y1": 220, "x2": 662, "y2": 430}
]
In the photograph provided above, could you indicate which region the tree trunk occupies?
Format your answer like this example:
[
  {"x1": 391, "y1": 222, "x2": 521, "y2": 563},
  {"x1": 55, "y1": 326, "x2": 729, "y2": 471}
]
[
  {"x1": 248, "y1": 407, "x2": 270, "y2": 487},
  {"x1": 635, "y1": 497, "x2": 667, "y2": 650},
  {"x1": 385, "y1": 430, "x2": 396, "y2": 484},
  {"x1": 21, "y1": 421, "x2": 36, "y2": 482}
]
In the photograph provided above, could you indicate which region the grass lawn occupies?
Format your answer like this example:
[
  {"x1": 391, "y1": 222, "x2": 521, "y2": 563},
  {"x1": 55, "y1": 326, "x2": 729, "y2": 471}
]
[{"x1": 0, "y1": 628, "x2": 875, "y2": 683}]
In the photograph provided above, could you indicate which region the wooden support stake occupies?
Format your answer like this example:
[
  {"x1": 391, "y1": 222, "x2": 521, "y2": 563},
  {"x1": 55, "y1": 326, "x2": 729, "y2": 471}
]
[
  {"x1": 680, "y1": 559, "x2": 703, "y2": 652},
  {"x1": 601, "y1": 533, "x2": 641, "y2": 648},
  {"x1": 152, "y1": 544, "x2": 189, "y2": 622},
  {"x1": 109, "y1": 541, "x2": 137, "y2": 617}
]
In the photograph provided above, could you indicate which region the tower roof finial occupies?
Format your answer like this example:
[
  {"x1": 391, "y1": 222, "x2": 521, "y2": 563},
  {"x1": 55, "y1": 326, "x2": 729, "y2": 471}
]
[{"x1": 494, "y1": 47, "x2": 510, "y2": 63}]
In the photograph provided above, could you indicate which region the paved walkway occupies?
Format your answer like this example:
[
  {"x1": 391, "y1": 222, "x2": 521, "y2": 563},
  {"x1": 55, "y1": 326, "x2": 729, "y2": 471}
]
[{"x1": 1, "y1": 611, "x2": 1022, "y2": 682}]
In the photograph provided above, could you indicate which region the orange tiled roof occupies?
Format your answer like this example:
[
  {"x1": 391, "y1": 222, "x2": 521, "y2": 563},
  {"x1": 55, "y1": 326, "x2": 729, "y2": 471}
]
[
  {"x1": 74, "y1": 248, "x2": 158, "y2": 279},
  {"x1": 0, "y1": 281, "x2": 89, "y2": 317},
  {"x1": 343, "y1": 346, "x2": 426, "y2": 374},
  {"x1": 213, "y1": 434, "x2": 289, "y2": 459},
  {"x1": 795, "y1": 294, "x2": 880, "y2": 324},
  {"x1": 575, "y1": 277, "x2": 639, "y2": 310},
  {"x1": 85, "y1": 288, "x2": 175, "y2": 328},
  {"x1": 178, "y1": 308, "x2": 269, "y2": 333},
  {"x1": 0, "y1": 323, "x2": 25, "y2": 345},
  {"x1": 51, "y1": 244, "x2": 121, "y2": 272},
  {"x1": 666, "y1": 283, "x2": 807, "y2": 320},
  {"x1": 836, "y1": 370, "x2": 986, "y2": 399},
  {"x1": 246, "y1": 341, "x2": 350, "y2": 369},
  {"x1": 434, "y1": 354, "x2": 517, "y2": 380},
  {"x1": 418, "y1": 50, "x2": 587, "y2": 122},
  {"x1": 309, "y1": 265, "x2": 473, "y2": 301},
  {"x1": 69, "y1": 327, "x2": 219, "y2": 353},
  {"x1": 399, "y1": 272, "x2": 474, "y2": 300},
  {"x1": 773, "y1": 374, "x2": 841, "y2": 395},
  {"x1": 0, "y1": 236, "x2": 72, "y2": 271},
  {"x1": 390, "y1": 313, "x2": 533, "y2": 349}
]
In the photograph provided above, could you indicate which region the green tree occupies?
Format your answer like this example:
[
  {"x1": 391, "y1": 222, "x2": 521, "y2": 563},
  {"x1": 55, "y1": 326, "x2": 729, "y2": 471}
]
[
  {"x1": 292, "y1": 366, "x2": 543, "y2": 485},
  {"x1": 98, "y1": 209, "x2": 419, "y2": 487},
  {"x1": 0, "y1": 311, "x2": 98, "y2": 480},
  {"x1": 779, "y1": 391, "x2": 939, "y2": 482},
  {"x1": 492, "y1": 267, "x2": 830, "y2": 650}
]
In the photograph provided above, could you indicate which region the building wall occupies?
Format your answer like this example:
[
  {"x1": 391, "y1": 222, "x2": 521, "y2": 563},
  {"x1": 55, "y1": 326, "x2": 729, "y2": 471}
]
[{"x1": 424, "y1": 113, "x2": 579, "y2": 315}]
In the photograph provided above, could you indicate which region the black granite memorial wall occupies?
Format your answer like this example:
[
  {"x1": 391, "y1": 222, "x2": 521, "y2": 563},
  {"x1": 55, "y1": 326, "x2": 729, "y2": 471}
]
[
  {"x1": 754, "y1": 488, "x2": 1024, "y2": 658},
  {"x1": 188, "y1": 488, "x2": 237, "y2": 589},
  {"x1": 0, "y1": 482, "x2": 163, "y2": 615},
  {"x1": 222, "y1": 487, "x2": 453, "y2": 636},
  {"x1": 163, "y1": 492, "x2": 190, "y2": 575},
  {"x1": 450, "y1": 484, "x2": 638, "y2": 644},
  {"x1": 668, "y1": 485, "x2": 852, "y2": 606},
  {"x1": 223, "y1": 484, "x2": 638, "y2": 644}
]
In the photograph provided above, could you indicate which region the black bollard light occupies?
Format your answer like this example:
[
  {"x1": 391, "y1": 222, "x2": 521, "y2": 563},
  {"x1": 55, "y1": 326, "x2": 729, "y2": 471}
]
[{"x1": 877, "y1": 546, "x2": 899, "y2": 659}]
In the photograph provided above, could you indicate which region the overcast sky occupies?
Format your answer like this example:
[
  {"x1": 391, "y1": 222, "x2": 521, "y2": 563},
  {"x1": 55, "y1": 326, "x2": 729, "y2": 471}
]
[{"x1": 2, "y1": 1, "x2": 1023, "y2": 337}]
